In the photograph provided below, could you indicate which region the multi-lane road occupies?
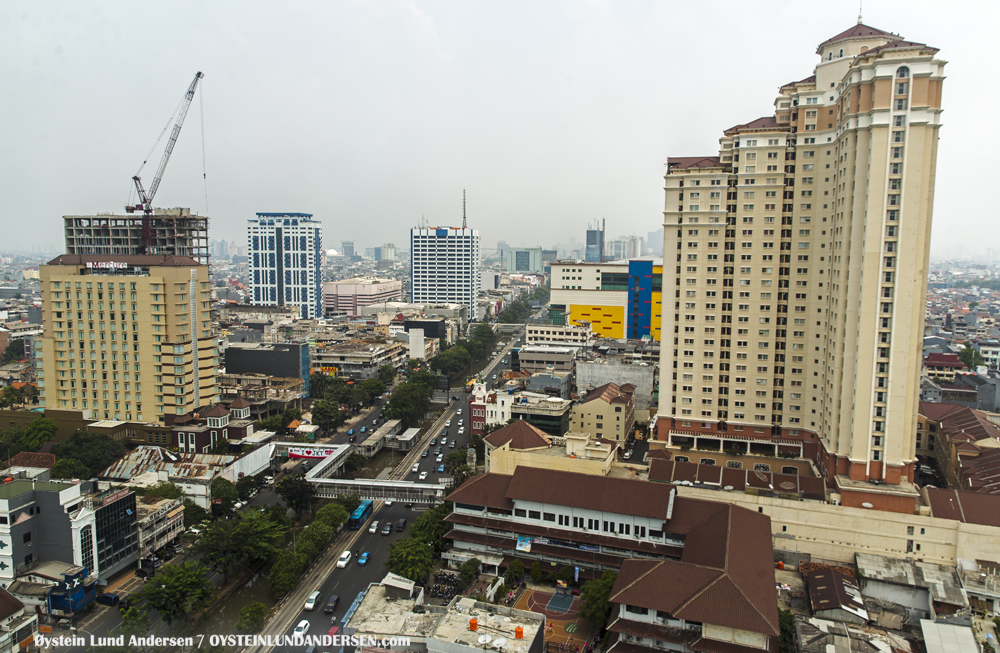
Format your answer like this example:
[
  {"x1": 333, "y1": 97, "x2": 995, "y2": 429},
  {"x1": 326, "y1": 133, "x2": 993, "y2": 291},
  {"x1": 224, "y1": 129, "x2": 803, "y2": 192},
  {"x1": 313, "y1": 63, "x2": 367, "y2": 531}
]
[{"x1": 274, "y1": 330, "x2": 520, "y2": 649}]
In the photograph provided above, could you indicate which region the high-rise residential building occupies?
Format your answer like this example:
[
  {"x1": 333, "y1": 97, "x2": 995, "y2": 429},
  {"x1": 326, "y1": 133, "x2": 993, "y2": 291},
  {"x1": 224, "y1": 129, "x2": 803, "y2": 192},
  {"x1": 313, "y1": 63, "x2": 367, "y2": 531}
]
[
  {"x1": 246, "y1": 213, "x2": 323, "y2": 319},
  {"x1": 585, "y1": 222, "x2": 604, "y2": 263},
  {"x1": 322, "y1": 277, "x2": 403, "y2": 317},
  {"x1": 410, "y1": 226, "x2": 481, "y2": 321},
  {"x1": 341, "y1": 240, "x2": 355, "y2": 259},
  {"x1": 38, "y1": 254, "x2": 219, "y2": 423},
  {"x1": 655, "y1": 22, "x2": 945, "y2": 511},
  {"x1": 605, "y1": 235, "x2": 643, "y2": 261},
  {"x1": 63, "y1": 208, "x2": 210, "y2": 265}
]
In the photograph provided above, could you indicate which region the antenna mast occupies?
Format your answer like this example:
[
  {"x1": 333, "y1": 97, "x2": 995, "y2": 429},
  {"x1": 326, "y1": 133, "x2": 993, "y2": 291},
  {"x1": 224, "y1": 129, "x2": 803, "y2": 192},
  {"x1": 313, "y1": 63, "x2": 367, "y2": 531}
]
[{"x1": 462, "y1": 190, "x2": 467, "y2": 229}]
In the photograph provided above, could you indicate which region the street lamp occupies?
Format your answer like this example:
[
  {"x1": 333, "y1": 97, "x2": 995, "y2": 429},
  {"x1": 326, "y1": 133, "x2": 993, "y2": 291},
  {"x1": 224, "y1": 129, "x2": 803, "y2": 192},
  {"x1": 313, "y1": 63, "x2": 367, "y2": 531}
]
[{"x1": 70, "y1": 626, "x2": 95, "y2": 653}]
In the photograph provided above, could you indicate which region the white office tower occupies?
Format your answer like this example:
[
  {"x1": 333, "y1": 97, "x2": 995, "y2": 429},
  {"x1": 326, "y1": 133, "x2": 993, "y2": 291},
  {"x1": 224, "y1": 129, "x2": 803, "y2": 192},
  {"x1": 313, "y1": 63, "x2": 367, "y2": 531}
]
[
  {"x1": 247, "y1": 213, "x2": 323, "y2": 318},
  {"x1": 410, "y1": 226, "x2": 481, "y2": 321}
]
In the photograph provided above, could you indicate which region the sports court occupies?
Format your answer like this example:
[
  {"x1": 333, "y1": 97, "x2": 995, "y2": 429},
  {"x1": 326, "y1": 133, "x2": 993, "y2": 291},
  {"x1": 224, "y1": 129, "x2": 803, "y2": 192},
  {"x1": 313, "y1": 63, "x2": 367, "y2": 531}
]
[{"x1": 513, "y1": 589, "x2": 593, "y2": 653}]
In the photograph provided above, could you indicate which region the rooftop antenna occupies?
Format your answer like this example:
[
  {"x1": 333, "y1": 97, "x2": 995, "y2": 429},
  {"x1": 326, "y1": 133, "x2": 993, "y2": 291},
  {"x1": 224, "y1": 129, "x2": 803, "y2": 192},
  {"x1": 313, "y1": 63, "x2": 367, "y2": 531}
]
[
  {"x1": 858, "y1": 0, "x2": 863, "y2": 23},
  {"x1": 462, "y1": 190, "x2": 467, "y2": 229}
]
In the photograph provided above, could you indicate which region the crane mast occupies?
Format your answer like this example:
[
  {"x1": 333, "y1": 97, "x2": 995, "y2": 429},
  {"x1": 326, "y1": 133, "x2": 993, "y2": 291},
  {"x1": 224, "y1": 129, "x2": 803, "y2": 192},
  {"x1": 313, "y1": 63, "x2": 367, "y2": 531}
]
[{"x1": 126, "y1": 71, "x2": 204, "y2": 255}]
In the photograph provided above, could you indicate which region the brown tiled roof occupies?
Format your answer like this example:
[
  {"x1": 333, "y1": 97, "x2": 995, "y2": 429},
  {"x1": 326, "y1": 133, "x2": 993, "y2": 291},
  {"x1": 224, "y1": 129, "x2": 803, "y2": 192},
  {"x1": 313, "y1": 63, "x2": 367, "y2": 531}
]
[
  {"x1": 5, "y1": 452, "x2": 56, "y2": 470},
  {"x1": 200, "y1": 404, "x2": 230, "y2": 418},
  {"x1": 484, "y1": 420, "x2": 551, "y2": 450},
  {"x1": 817, "y1": 23, "x2": 897, "y2": 51},
  {"x1": 580, "y1": 382, "x2": 632, "y2": 406},
  {"x1": 609, "y1": 504, "x2": 779, "y2": 636},
  {"x1": 780, "y1": 75, "x2": 816, "y2": 89},
  {"x1": 925, "y1": 488, "x2": 1000, "y2": 527},
  {"x1": 667, "y1": 157, "x2": 724, "y2": 170},
  {"x1": 864, "y1": 40, "x2": 938, "y2": 56},
  {"x1": 690, "y1": 637, "x2": 778, "y2": 653},
  {"x1": 46, "y1": 254, "x2": 201, "y2": 267},
  {"x1": 726, "y1": 117, "x2": 781, "y2": 134},
  {"x1": 227, "y1": 397, "x2": 251, "y2": 409},
  {"x1": 502, "y1": 467, "x2": 675, "y2": 521},
  {"x1": 960, "y1": 448, "x2": 1000, "y2": 493},
  {"x1": 924, "y1": 352, "x2": 963, "y2": 366},
  {"x1": 445, "y1": 473, "x2": 515, "y2": 510},
  {"x1": 806, "y1": 568, "x2": 864, "y2": 615},
  {"x1": 0, "y1": 588, "x2": 24, "y2": 621}
]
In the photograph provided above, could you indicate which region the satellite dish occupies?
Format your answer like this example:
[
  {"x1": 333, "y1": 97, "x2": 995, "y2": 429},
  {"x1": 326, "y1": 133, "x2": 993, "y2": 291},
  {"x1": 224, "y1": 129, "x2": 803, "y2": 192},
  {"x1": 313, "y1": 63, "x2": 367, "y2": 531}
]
[
  {"x1": 862, "y1": 502, "x2": 874, "y2": 509},
  {"x1": 724, "y1": 485, "x2": 734, "y2": 491},
  {"x1": 494, "y1": 638, "x2": 508, "y2": 649},
  {"x1": 479, "y1": 635, "x2": 493, "y2": 645}
]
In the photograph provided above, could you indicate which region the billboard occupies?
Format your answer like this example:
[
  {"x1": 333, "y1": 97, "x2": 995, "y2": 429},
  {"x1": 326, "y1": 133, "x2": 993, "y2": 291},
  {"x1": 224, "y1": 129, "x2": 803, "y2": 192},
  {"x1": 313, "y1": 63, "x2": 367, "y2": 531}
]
[{"x1": 287, "y1": 447, "x2": 336, "y2": 459}]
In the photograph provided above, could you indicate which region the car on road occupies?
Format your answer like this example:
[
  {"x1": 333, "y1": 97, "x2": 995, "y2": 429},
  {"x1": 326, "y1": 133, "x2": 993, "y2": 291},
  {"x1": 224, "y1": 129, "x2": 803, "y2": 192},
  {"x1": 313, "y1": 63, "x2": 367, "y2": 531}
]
[
  {"x1": 337, "y1": 550, "x2": 352, "y2": 568},
  {"x1": 349, "y1": 435, "x2": 356, "y2": 443},
  {"x1": 419, "y1": 471, "x2": 428, "y2": 480},
  {"x1": 305, "y1": 591, "x2": 321, "y2": 611},
  {"x1": 437, "y1": 464, "x2": 445, "y2": 473},
  {"x1": 436, "y1": 455, "x2": 444, "y2": 462},
  {"x1": 434, "y1": 447, "x2": 442, "y2": 455},
  {"x1": 449, "y1": 440, "x2": 456, "y2": 448},
  {"x1": 360, "y1": 426, "x2": 367, "y2": 433},
  {"x1": 411, "y1": 464, "x2": 420, "y2": 473},
  {"x1": 456, "y1": 409, "x2": 462, "y2": 415},
  {"x1": 96, "y1": 593, "x2": 120, "y2": 607},
  {"x1": 623, "y1": 451, "x2": 632, "y2": 460},
  {"x1": 294, "y1": 620, "x2": 310, "y2": 636},
  {"x1": 421, "y1": 450, "x2": 428, "y2": 458},
  {"x1": 430, "y1": 438, "x2": 437, "y2": 445},
  {"x1": 492, "y1": 374, "x2": 497, "y2": 379},
  {"x1": 458, "y1": 427, "x2": 465, "y2": 435},
  {"x1": 358, "y1": 551, "x2": 371, "y2": 566},
  {"x1": 348, "y1": 429, "x2": 354, "y2": 435},
  {"x1": 324, "y1": 595, "x2": 340, "y2": 614},
  {"x1": 369, "y1": 520, "x2": 380, "y2": 534},
  {"x1": 445, "y1": 420, "x2": 451, "y2": 427},
  {"x1": 381, "y1": 522, "x2": 392, "y2": 536}
]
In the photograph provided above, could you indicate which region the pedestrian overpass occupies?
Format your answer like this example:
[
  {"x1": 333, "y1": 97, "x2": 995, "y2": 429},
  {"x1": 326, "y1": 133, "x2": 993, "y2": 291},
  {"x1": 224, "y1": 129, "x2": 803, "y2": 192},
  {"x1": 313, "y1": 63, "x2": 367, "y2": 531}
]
[{"x1": 303, "y1": 446, "x2": 452, "y2": 504}]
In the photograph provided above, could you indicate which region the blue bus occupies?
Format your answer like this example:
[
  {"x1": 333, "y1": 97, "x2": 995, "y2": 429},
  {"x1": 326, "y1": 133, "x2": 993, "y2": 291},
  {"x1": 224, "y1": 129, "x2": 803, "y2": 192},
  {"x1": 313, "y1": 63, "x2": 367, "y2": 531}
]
[{"x1": 347, "y1": 500, "x2": 374, "y2": 530}]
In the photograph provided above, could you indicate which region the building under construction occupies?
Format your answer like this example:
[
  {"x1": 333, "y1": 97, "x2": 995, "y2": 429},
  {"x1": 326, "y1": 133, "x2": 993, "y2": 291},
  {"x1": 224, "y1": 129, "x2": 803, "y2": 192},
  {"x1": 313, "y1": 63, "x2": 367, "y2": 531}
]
[{"x1": 63, "y1": 207, "x2": 210, "y2": 265}]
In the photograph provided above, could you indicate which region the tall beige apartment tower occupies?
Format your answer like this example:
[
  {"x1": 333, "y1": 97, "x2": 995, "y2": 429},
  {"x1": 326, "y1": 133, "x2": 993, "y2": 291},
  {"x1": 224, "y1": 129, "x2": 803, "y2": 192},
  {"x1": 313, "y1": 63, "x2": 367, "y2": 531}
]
[
  {"x1": 655, "y1": 22, "x2": 945, "y2": 512},
  {"x1": 37, "y1": 255, "x2": 219, "y2": 424}
]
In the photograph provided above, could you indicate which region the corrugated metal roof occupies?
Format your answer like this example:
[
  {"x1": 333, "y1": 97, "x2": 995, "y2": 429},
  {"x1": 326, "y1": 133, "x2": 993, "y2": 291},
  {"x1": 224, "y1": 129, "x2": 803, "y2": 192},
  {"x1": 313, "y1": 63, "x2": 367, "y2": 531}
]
[{"x1": 100, "y1": 446, "x2": 234, "y2": 480}]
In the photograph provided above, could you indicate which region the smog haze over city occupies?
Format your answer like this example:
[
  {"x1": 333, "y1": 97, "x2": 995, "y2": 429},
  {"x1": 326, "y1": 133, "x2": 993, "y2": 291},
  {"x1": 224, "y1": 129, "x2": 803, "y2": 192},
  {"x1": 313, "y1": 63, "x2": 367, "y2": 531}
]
[{"x1": 1, "y1": 0, "x2": 994, "y2": 256}]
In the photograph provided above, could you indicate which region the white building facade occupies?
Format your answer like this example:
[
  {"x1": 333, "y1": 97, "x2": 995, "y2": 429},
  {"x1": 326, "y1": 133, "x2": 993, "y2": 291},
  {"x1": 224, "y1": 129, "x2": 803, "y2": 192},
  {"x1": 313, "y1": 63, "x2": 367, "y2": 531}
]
[
  {"x1": 410, "y1": 226, "x2": 481, "y2": 322},
  {"x1": 247, "y1": 213, "x2": 323, "y2": 319}
]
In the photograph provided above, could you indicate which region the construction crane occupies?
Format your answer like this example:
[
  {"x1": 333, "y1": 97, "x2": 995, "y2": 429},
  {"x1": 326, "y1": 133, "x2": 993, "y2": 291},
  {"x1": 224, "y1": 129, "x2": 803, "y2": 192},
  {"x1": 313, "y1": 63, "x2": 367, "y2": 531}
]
[{"x1": 126, "y1": 71, "x2": 204, "y2": 255}]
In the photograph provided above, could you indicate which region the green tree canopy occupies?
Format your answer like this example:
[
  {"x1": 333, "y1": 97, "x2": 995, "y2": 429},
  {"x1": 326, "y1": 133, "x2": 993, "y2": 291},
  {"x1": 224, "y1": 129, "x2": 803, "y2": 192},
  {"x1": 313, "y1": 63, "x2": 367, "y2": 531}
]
[
  {"x1": 275, "y1": 475, "x2": 315, "y2": 514},
  {"x1": 311, "y1": 399, "x2": 343, "y2": 432},
  {"x1": 959, "y1": 343, "x2": 986, "y2": 370},
  {"x1": 51, "y1": 431, "x2": 126, "y2": 478},
  {"x1": 579, "y1": 571, "x2": 618, "y2": 628},
  {"x1": 183, "y1": 499, "x2": 210, "y2": 528},
  {"x1": 409, "y1": 503, "x2": 452, "y2": 555},
  {"x1": 21, "y1": 417, "x2": 56, "y2": 450},
  {"x1": 134, "y1": 561, "x2": 213, "y2": 626},
  {"x1": 0, "y1": 339, "x2": 24, "y2": 365},
  {"x1": 314, "y1": 503, "x2": 349, "y2": 531},
  {"x1": 236, "y1": 601, "x2": 267, "y2": 634},
  {"x1": 210, "y1": 477, "x2": 239, "y2": 512},
  {"x1": 134, "y1": 481, "x2": 183, "y2": 500},
  {"x1": 386, "y1": 536, "x2": 434, "y2": 584},
  {"x1": 196, "y1": 511, "x2": 285, "y2": 580},
  {"x1": 378, "y1": 365, "x2": 396, "y2": 385},
  {"x1": 50, "y1": 458, "x2": 91, "y2": 480}
]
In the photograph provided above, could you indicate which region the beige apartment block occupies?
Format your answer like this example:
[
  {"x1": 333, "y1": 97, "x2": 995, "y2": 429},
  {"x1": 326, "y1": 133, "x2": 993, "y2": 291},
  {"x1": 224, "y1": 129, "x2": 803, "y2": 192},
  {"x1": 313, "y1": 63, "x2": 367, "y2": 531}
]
[
  {"x1": 656, "y1": 22, "x2": 945, "y2": 512},
  {"x1": 571, "y1": 382, "x2": 635, "y2": 443},
  {"x1": 38, "y1": 255, "x2": 219, "y2": 424}
]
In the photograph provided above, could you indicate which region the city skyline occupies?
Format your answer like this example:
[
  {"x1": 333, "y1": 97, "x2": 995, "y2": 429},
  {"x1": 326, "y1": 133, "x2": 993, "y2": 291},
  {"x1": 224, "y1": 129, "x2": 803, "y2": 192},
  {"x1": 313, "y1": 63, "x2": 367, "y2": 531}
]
[{"x1": 2, "y1": 1, "x2": 992, "y2": 258}]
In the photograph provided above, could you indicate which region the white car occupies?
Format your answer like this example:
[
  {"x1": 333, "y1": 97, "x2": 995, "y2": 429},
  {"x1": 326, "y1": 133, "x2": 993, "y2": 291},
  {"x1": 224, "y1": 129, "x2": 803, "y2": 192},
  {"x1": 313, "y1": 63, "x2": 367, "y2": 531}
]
[
  {"x1": 369, "y1": 521, "x2": 380, "y2": 534},
  {"x1": 458, "y1": 427, "x2": 465, "y2": 435},
  {"x1": 294, "y1": 620, "x2": 310, "y2": 636},
  {"x1": 419, "y1": 471, "x2": 428, "y2": 480},
  {"x1": 458, "y1": 419, "x2": 463, "y2": 425},
  {"x1": 445, "y1": 420, "x2": 451, "y2": 427},
  {"x1": 436, "y1": 455, "x2": 444, "y2": 463},
  {"x1": 337, "y1": 550, "x2": 352, "y2": 568},
  {"x1": 456, "y1": 409, "x2": 462, "y2": 415},
  {"x1": 411, "y1": 464, "x2": 420, "y2": 473}
]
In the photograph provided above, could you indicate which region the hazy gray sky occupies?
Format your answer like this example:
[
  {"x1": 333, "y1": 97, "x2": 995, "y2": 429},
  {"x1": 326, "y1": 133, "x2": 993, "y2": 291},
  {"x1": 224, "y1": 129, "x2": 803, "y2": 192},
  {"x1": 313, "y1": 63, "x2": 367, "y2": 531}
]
[{"x1": 1, "y1": 1, "x2": 992, "y2": 257}]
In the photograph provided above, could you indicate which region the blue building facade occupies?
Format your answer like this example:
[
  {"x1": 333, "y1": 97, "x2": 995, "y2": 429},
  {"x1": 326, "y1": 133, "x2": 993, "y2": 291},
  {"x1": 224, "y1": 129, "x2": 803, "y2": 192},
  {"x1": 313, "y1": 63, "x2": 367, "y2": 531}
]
[{"x1": 247, "y1": 213, "x2": 323, "y2": 319}]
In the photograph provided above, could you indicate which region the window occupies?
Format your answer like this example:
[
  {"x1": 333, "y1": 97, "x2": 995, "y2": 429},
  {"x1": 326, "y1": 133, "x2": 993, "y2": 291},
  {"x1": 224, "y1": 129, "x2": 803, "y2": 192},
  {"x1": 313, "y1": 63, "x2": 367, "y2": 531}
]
[
  {"x1": 895, "y1": 99, "x2": 907, "y2": 111},
  {"x1": 896, "y1": 66, "x2": 910, "y2": 78}
]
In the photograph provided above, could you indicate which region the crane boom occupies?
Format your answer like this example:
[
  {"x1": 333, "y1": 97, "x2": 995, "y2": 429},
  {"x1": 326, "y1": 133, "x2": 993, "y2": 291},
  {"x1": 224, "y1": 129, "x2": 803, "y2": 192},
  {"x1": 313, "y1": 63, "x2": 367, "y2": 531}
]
[{"x1": 127, "y1": 71, "x2": 204, "y2": 254}]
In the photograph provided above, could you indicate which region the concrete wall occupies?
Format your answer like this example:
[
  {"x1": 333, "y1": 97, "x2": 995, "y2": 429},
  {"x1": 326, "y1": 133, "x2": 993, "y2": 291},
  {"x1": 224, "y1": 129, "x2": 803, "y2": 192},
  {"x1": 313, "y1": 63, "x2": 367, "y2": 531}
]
[
  {"x1": 576, "y1": 360, "x2": 655, "y2": 410},
  {"x1": 677, "y1": 485, "x2": 1000, "y2": 566},
  {"x1": 34, "y1": 490, "x2": 75, "y2": 571}
]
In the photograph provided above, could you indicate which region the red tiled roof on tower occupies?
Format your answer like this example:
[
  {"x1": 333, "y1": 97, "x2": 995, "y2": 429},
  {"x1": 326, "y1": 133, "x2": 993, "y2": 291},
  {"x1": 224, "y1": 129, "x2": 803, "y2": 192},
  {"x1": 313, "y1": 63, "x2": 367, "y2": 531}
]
[{"x1": 817, "y1": 23, "x2": 898, "y2": 51}]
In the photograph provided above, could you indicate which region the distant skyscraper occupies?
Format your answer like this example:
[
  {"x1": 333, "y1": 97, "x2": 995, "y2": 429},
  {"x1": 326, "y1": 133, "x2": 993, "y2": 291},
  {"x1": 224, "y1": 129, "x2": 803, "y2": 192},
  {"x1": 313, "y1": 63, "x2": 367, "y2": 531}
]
[
  {"x1": 585, "y1": 221, "x2": 604, "y2": 263},
  {"x1": 247, "y1": 213, "x2": 323, "y2": 318},
  {"x1": 411, "y1": 226, "x2": 481, "y2": 321},
  {"x1": 341, "y1": 241, "x2": 355, "y2": 259}
]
